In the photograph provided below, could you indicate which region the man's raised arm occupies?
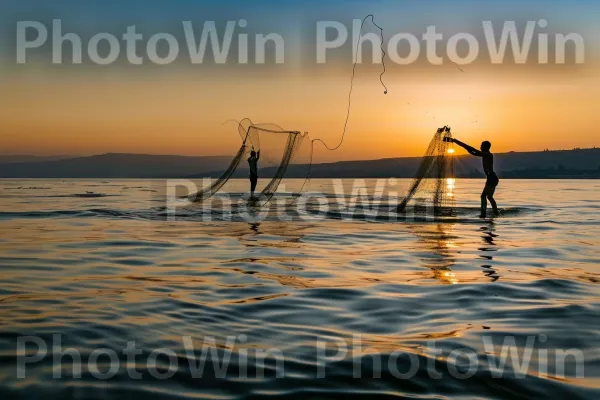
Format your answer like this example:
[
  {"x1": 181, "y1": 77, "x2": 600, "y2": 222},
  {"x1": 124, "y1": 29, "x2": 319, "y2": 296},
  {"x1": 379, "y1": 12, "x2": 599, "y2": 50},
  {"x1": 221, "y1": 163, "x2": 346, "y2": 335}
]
[{"x1": 453, "y1": 139, "x2": 482, "y2": 157}]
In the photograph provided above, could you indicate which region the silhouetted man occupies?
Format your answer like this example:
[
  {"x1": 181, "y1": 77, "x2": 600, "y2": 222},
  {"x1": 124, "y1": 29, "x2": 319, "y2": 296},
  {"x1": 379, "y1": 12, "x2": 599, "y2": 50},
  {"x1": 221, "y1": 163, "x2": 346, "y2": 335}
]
[
  {"x1": 451, "y1": 139, "x2": 499, "y2": 218},
  {"x1": 248, "y1": 150, "x2": 260, "y2": 199}
]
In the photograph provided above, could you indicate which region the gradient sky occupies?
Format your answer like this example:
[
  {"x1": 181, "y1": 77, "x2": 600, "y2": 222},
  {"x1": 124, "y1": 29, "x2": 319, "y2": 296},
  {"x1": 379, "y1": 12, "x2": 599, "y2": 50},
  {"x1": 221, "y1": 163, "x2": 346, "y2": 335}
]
[{"x1": 1, "y1": 0, "x2": 600, "y2": 161}]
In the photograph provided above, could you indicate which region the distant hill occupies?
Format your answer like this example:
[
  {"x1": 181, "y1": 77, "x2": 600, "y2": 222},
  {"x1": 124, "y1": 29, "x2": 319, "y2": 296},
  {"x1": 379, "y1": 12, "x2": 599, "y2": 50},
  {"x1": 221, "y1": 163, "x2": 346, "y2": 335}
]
[
  {"x1": 0, "y1": 153, "x2": 233, "y2": 178},
  {"x1": 0, "y1": 155, "x2": 75, "y2": 164},
  {"x1": 1, "y1": 149, "x2": 599, "y2": 179},
  {"x1": 191, "y1": 148, "x2": 600, "y2": 179}
]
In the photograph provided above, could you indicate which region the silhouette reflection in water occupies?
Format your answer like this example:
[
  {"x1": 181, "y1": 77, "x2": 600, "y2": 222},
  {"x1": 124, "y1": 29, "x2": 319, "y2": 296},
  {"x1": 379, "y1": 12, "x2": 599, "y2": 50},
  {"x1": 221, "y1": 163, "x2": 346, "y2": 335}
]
[
  {"x1": 410, "y1": 220, "x2": 502, "y2": 284},
  {"x1": 478, "y1": 221, "x2": 500, "y2": 282}
]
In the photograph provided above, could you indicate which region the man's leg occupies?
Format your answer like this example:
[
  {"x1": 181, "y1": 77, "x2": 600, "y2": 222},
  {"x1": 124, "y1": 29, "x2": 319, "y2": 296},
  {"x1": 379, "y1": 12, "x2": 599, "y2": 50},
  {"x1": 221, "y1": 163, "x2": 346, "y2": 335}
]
[
  {"x1": 480, "y1": 189, "x2": 488, "y2": 218},
  {"x1": 250, "y1": 175, "x2": 257, "y2": 197},
  {"x1": 486, "y1": 186, "x2": 498, "y2": 214}
]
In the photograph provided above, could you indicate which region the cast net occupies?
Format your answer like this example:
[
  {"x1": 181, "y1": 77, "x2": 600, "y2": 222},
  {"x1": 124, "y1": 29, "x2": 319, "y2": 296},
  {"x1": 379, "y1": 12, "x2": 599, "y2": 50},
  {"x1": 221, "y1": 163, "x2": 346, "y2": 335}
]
[
  {"x1": 186, "y1": 118, "x2": 311, "y2": 205},
  {"x1": 397, "y1": 126, "x2": 455, "y2": 213}
]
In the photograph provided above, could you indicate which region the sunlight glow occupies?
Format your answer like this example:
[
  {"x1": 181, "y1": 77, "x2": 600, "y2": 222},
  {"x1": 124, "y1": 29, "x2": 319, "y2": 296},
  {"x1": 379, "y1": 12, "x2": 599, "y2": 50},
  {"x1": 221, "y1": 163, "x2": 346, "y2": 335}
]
[
  {"x1": 447, "y1": 148, "x2": 455, "y2": 154},
  {"x1": 446, "y1": 178, "x2": 455, "y2": 198}
]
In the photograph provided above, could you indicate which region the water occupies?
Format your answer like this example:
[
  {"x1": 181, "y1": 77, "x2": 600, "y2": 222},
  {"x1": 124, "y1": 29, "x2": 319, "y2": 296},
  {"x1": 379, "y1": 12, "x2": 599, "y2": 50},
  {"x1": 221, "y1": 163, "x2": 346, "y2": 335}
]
[{"x1": 1, "y1": 179, "x2": 599, "y2": 399}]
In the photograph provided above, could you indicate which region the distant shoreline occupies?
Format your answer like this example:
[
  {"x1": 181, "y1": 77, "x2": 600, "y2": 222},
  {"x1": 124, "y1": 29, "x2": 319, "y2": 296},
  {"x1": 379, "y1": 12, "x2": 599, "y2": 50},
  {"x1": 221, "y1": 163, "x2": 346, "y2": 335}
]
[
  {"x1": 1, "y1": 177, "x2": 599, "y2": 180},
  {"x1": 1, "y1": 148, "x2": 599, "y2": 179}
]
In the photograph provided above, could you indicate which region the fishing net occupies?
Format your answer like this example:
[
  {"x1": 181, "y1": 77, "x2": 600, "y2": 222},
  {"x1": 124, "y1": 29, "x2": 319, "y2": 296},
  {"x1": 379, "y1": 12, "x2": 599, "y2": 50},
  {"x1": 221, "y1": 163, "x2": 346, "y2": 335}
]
[
  {"x1": 184, "y1": 119, "x2": 255, "y2": 202},
  {"x1": 186, "y1": 118, "x2": 311, "y2": 205},
  {"x1": 397, "y1": 126, "x2": 455, "y2": 213},
  {"x1": 245, "y1": 122, "x2": 312, "y2": 207}
]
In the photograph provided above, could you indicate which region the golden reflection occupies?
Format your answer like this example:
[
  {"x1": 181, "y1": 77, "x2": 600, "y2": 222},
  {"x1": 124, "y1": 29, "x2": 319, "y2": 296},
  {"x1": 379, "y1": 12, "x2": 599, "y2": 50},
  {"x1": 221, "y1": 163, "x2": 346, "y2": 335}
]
[
  {"x1": 409, "y1": 220, "x2": 505, "y2": 284},
  {"x1": 409, "y1": 223, "x2": 458, "y2": 285},
  {"x1": 446, "y1": 178, "x2": 456, "y2": 199}
]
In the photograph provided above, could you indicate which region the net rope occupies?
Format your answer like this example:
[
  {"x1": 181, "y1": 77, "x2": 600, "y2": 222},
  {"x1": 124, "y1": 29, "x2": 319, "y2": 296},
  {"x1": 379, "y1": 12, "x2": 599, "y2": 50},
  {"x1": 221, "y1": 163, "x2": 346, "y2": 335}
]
[
  {"x1": 187, "y1": 15, "x2": 388, "y2": 206},
  {"x1": 291, "y1": 14, "x2": 388, "y2": 203}
]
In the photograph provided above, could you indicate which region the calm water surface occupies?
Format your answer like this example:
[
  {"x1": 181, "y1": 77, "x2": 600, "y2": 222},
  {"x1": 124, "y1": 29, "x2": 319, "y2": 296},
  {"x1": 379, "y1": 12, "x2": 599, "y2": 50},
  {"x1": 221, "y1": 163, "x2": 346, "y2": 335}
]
[{"x1": 0, "y1": 179, "x2": 599, "y2": 399}]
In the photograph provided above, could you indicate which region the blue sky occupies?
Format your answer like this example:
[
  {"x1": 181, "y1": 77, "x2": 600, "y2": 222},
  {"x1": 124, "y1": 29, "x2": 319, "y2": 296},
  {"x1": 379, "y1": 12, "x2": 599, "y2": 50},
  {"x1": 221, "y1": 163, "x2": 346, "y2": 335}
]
[{"x1": 2, "y1": 0, "x2": 598, "y2": 53}]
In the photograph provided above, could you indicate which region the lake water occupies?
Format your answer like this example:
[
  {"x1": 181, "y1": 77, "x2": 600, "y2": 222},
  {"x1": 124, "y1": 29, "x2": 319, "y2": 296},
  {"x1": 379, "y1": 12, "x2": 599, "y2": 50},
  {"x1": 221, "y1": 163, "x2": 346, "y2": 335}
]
[{"x1": 1, "y1": 179, "x2": 599, "y2": 399}]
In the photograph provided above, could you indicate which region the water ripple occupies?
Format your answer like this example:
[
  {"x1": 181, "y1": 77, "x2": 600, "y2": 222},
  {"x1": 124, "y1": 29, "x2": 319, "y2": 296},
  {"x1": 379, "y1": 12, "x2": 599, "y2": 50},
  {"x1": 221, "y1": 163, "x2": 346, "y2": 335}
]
[{"x1": 0, "y1": 179, "x2": 599, "y2": 399}]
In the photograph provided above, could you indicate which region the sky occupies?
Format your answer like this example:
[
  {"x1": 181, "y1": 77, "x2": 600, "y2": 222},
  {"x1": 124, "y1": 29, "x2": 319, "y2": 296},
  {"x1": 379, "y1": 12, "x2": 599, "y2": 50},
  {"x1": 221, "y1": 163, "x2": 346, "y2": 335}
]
[{"x1": 1, "y1": 0, "x2": 600, "y2": 161}]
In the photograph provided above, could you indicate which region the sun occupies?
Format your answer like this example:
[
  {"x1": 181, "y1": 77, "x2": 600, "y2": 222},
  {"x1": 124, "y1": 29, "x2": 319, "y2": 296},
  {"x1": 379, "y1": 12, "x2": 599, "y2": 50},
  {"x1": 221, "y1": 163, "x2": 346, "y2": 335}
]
[{"x1": 447, "y1": 148, "x2": 455, "y2": 154}]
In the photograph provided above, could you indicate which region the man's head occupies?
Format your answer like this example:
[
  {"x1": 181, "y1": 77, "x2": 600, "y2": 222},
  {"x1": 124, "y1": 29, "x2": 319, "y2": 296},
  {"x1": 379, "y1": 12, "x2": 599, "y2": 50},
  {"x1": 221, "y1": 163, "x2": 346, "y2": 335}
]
[
  {"x1": 481, "y1": 141, "x2": 492, "y2": 152},
  {"x1": 250, "y1": 151, "x2": 256, "y2": 158}
]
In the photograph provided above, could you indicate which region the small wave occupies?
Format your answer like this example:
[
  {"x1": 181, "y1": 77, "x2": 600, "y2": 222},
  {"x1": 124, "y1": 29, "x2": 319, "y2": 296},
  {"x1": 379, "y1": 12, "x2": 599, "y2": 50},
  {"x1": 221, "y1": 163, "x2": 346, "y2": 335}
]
[
  {"x1": 0, "y1": 200, "x2": 540, "y2": 223},
  {"x1": 37, "y1": 193, "x2": 120, "y2": 198},
  {"x1": 72, "y1": 193, "x2": 115, "y2": 198},
  {"x1": 0, "y1": 210, "x2": 87, "y2": 219},
  {"x1": 0, "y1": 208, "x2": 157, "y2": 220},
  {"x1": 3, "y1": 186, "x2": 52, "y2": 190},
  {"x1": 449, "y1": 206, "x2": 538, "y2": 216}
]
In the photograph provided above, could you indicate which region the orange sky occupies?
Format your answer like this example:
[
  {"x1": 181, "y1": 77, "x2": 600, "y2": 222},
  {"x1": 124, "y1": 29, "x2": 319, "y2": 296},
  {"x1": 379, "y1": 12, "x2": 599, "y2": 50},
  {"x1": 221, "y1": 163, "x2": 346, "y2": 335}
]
[
  {"x1": 2, "y1": 0, "x2": 599, "y2": 161},
  {"x1": 2, "y1": 62, "x2": 598, "y2": 162}
]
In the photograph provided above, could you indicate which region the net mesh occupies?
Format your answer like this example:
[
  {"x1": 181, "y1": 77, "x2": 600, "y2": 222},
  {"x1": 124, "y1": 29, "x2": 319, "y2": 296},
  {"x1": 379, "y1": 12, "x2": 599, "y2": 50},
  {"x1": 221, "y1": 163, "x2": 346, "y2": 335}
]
[
  {"x1": 186, "y1": 144, "x2": 249, "y2": 202},
  {"x1": 187, "y1": 119, "x2": 311, "y2": 205},
  {"x1": 245, "y1": 122, "x2": 311, "y2": 206},
  {"x1": 397, "y1": 127, "x2": 455, "y2": 213}
]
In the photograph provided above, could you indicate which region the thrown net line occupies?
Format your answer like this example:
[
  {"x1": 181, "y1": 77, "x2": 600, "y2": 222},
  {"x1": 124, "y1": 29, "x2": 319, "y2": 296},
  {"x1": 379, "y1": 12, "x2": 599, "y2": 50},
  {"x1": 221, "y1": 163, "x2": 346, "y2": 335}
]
[
  {"x1": 290, "y1": 14, "x2": 388, "y2": 204},
  {"x1": 187, "y1": 15, "x2": 388, "y2": 208}
]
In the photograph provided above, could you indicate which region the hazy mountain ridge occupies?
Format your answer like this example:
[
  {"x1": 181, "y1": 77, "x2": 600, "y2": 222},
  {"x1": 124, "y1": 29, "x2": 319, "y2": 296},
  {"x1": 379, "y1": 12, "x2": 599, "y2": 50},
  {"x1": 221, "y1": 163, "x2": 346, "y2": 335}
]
[
  {"x1": 1, "y1": 149, "x2": 599, "y2": 178},
  {"x1": 195, "y1": 148, "x2": 600, "y2": 179},
  {"x1": 0, "y1": 155, "x2": 75, "y2": 164},
  {"x1": 0, "y1": 153, "x2": 233, "y2": 178}
]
